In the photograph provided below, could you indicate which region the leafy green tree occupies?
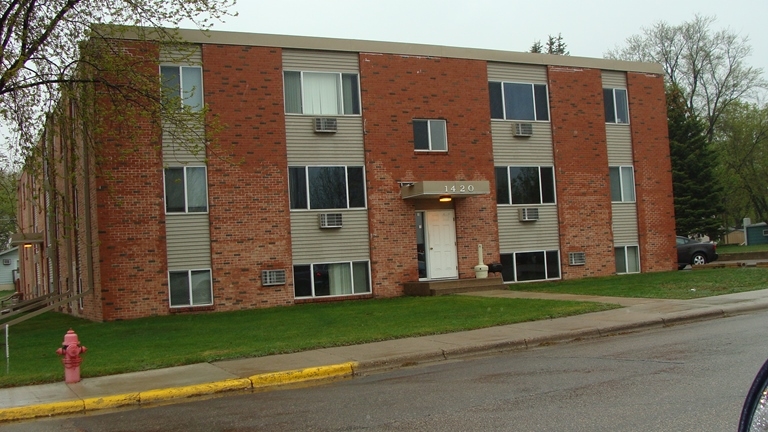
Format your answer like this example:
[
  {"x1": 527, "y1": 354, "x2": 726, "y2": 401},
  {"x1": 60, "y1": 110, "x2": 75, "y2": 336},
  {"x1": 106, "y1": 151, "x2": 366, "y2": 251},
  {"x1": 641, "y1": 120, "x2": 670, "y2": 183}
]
[
  {"x1": 714, "y1": 101, "x2": 768, "y2": 224},
  {"x1": 530, "y1": 33, "x2": 569, "y2": 55},
  {"x1": 667, "y1": 85, "x2": 724, "y2": 239},
  {"x1": 0, "y1": 168, "x2": 19, "y2": 248}
]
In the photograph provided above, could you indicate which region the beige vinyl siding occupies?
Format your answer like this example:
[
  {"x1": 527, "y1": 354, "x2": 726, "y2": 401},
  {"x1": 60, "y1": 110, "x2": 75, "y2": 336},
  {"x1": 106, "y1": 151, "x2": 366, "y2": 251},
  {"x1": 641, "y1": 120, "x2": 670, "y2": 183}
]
[
  {"x1": 290, "y1": 210, "x2": 370, "y2": 263},
  {"x1": 492, "y1": 121, "x2": 554, "y2": 165},
  {"x1": 606, "y1": 124, "x2": 633, "y2": 165},
  {"x1": 285, "y1": 116, "x2": 365, "y2": 165},
  {"x1": 602, "y1": 71, "x2": 627, "y2": 88},
  {"x1": 612, "y1": 203, "x2": 639, "y2": 244},
  {"x1": 166, "y1": 214, "x2": 212, "y2": 269},
  {"x1": 497, "y1": 206, "x2": 560, "y2": 251},
  {"x1": 160, "y1": 44, "x2": 203, "y2": 65},
  {"x1": 487, "y1": 63, "x2": 548, "y2": 83},
  {"x1": 162, "y1": 123, "x2": 206, "y2": 164},
  {"x1": 283, "y1": 50, "x2": 359, "y2": 73},
  {"x1": 160, "y1": 44, "x2": 206, "y2": 164}
]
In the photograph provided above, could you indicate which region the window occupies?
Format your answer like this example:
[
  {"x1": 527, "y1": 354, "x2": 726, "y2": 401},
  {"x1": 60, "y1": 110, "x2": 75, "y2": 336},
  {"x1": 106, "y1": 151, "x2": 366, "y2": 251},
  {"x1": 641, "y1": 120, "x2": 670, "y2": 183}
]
[
  {"x1": 609, "y1": 166, "x2": 635, "y2": 202},
  {"x1": 615, "y1": 246, "x2": 640, "y2": 274},
  {"x1": 489, "y1": 82, "x2": 549, "y2": 121},
  {"x1": 413, "y1": 120, "x2": 447, "y2": 151},
  {"x1": 284, "y1": 71, "x2": 360, "y2": 115},
  {"x1": 164, "y1": 167, "x2": 208, "y2": 213},
  {"x1": 500, "y1": 250, "x2": 560, "y2": 282},
  {"x1": 289, "y1": 166, "x2": 366, "y2": 210},
  {"x1": 169, "y1": 269, "x2": 213, "y2": 307},
  {"x1": 495, "y1": 166, "x2": 556, "y2": 205},
  {"x1": 160, "y1": 65, "x2": 204, "y2": 111},
  {"x1": 604, "y1": 88, "x2": 629, "y2": 124},
  {"x1": 293, "y1": 261, "x2": 371, "y2": 298}
]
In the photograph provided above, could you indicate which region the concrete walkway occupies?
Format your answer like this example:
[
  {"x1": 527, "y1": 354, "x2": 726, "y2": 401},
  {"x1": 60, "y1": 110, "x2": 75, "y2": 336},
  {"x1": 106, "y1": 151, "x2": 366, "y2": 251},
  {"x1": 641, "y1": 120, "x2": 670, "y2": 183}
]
[{"x1": 2, "y1": 288, "x2": 768, "y2": 422}]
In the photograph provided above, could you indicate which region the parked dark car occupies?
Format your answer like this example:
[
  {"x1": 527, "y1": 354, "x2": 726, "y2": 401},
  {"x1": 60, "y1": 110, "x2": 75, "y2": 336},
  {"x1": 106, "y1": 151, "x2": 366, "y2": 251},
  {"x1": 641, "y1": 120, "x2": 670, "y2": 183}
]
[{"x1": 676, "y1": 236, "x2": 718, "y2": 269}]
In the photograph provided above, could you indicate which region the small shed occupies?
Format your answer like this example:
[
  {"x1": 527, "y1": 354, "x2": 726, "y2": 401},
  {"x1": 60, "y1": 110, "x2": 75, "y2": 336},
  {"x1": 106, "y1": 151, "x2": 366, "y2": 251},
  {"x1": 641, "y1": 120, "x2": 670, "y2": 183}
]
[
  {"x1": 745, "y1": 222, "x2": 768, "y2": 246},
  {"x1": 0, "y1": 247, "x2": 19, "y2": 290}
]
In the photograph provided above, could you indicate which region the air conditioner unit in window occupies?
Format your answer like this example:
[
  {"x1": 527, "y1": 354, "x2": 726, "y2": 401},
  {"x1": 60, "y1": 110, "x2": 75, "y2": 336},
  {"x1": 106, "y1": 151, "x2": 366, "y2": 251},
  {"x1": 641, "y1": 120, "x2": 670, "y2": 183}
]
[
  {"x1": 318, "y1": 213, "x2": 343, "y2": 228},
  {"x1": 568, "y1": 252, "x2": 586, "y2": 266},
  {"x1": 261, "y1": 269, "x2": 286, "y2": 286},
  {"x1": 513, "y1": 122, "x2": 534, "y2": 137},
  {"x1": 314, "y1": 117, "x2": 338, "y2": 133},
  {"x1": 518, "y1": 207, "x2": 539, "y2": 222}
]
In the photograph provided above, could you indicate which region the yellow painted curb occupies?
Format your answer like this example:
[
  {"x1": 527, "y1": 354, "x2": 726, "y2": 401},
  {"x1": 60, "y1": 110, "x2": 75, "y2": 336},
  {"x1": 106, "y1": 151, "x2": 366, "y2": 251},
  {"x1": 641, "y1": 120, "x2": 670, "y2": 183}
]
[
  {"x1": 140, "y1": 378, "x2": 252, "y2": 404},
  {"x1": 83, "y1": 392, "x2": 140, "y2": 411},
  {"x1": 249, "y1": 362, "x2": 357, "y2": 388},
  {"x1": 0, "y1": 399, "x2": 84, "y2": 422}
]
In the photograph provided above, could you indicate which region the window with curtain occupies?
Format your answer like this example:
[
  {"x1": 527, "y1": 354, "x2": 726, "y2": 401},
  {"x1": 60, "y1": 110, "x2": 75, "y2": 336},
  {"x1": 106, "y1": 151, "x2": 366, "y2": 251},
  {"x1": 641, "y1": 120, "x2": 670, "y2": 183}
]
[
  {"x1": 283, "y1": 71, "x2": 360, "y2": 115},
  {"x1": 293, "y1": 261, "x2": 370, "y2": 298},
  {"x1": 169, "y1": 269, "x2": 212, "y2": 307},
  {"x1": 615, "y1": 246, "x2": 640, "y2": 274},
  {"x1": 609, "y1": 166, "x2": 635, "y2": 202},
  {"x1": 160, "y1": 65, "x2": 203, "y2": 111},
  {"x1": 413, "y1": 119, "x2": 447, "y2": 151},
  {"x1": 164, "y1": 166, "x2": 208, "y2": 213}
]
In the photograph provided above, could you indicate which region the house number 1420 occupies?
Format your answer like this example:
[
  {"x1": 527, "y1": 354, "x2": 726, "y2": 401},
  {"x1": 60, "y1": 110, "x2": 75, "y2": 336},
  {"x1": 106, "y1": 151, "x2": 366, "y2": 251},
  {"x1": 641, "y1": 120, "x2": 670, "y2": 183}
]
[{"x1": 444, "y1": 185, "x2": 475, "y2": 193}]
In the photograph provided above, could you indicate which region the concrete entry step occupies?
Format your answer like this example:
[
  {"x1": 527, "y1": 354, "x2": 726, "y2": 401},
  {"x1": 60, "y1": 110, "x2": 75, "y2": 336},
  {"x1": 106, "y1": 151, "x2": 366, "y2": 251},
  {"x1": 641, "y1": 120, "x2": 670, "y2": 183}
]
[{"x1": 403, "y1": 276, "x2": 506, "y2": 296}]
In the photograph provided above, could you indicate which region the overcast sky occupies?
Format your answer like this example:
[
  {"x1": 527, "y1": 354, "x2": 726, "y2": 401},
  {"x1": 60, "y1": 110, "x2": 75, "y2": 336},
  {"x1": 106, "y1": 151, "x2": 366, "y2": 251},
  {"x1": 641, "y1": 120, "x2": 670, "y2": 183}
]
[{"x1": 207, "y1": 0, "x2": 768, "y2": 81}]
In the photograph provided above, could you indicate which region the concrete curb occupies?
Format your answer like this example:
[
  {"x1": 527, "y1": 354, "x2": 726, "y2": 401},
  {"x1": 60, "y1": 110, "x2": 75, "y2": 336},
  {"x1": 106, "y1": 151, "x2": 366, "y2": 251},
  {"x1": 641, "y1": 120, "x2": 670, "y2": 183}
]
[{"x1": 0, "y1": 362, "x2": 358, "y2": 422}]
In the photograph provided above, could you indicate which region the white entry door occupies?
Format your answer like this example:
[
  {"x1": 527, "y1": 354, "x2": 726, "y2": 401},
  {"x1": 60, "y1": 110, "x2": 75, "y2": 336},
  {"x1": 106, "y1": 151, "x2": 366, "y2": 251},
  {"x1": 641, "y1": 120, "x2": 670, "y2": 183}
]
[{"x1": 426, "y1": 210, "x2": 458, "y2": 279}]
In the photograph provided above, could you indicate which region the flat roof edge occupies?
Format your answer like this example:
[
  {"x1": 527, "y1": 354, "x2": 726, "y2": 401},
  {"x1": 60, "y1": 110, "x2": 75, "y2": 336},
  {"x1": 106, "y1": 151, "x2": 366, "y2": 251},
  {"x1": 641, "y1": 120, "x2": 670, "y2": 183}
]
[{"x1": 104, "y1": 25, "x2": 664, "y2": 75}]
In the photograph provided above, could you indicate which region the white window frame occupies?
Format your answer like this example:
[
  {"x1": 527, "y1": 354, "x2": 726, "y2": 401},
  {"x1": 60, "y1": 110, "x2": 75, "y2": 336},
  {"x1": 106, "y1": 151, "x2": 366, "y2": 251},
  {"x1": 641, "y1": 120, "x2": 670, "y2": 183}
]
[
  {"x1": 168, "y1": 269, "x2": 213, "y2": 308},
  {"x1": 413, "y1": 119, "x2": 448, "y2": 152},
  {"x1": 615, "y1": 245, "x2": 640, "y2": 274},
  {"x1": 490, "y1": 81, "x2": 550, "y2": 122},
  {"x1": 160, "y1": 65, "x2": 204, "y2": 112},
  {"x1": 283, "y1": 70, "x2": 361, "y2": 116},
  {"x1": 609, "y1": 166, "x2": 636, "y2": 203},
  {"x1": 604, "y1": 88, "x2": 629, "y2": 124},
  {"x1": 288, "y1": 166, "x2": 367, "y2": 211},
  {"x1": 496, "y1": 166, "x2": 557, "y2": 206},
  {"x1": 163, "y1": 166, "x2": 209, "y2": 214},
  {"x1": 501, "y1": 250, "x2": 561, "y2": 283},
  {"x1": 293, "y1": 261, "x2": 371, "y2": 298}
]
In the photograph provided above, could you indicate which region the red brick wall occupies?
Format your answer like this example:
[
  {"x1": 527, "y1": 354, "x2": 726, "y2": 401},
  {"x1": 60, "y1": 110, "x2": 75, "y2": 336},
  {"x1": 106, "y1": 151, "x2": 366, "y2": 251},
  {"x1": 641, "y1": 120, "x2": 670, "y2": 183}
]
[
  {"x1": 359, "y1": 54, "x2": 498, "y2": 296},
  {"x1": 202, "y1": 44, "x2": 294, "y2": 309},
  {"x1": 627, "y1": 72, "x2": 677, "y2": 271},
  {"x1": 94, "y1": 40, "x2": 168, "y2": 320},
  {"x1": 548, "y1": 66, "x2": 615, "y2": 278}
]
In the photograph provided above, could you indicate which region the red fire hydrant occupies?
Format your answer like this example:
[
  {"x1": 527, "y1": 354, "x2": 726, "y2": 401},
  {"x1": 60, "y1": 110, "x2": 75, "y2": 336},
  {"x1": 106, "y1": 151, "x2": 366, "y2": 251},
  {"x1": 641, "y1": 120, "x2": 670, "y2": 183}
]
[{"x1": 55, "y1": 329, "x2": 87, "y2": 383}]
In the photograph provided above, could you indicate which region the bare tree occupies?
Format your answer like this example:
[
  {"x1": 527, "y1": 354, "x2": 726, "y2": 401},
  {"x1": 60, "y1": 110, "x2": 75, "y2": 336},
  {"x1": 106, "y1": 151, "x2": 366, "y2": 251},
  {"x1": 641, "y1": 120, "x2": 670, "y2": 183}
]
[
  {"x1": 0, "y1": 0, "x2": 236, "y2": 165},
  {"x1": 605, "y1": 15, "x2": 766, "y2": 142}
]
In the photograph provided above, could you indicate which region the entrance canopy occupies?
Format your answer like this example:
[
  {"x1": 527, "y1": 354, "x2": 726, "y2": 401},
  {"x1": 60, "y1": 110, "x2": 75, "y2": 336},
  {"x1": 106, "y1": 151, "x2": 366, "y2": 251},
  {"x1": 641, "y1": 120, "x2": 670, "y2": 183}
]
[{"x1": 400, "y1": 181, "x2": 490, "y2": 200}]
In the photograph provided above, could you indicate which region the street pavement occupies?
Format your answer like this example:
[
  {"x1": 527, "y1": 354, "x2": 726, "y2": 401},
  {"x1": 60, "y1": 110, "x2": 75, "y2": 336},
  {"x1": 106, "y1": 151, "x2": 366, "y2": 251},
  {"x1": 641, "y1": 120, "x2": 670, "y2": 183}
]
[{"x1": 2, "y1": 286, "x2": 768, "y2": 422}]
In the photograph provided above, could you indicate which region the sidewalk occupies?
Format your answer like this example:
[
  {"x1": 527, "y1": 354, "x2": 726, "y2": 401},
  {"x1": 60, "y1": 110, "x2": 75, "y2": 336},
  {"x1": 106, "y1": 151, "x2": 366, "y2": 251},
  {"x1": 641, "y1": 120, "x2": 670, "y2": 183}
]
[{"x1": 2, "y1": 288, "x2": 768, "y2": 422}]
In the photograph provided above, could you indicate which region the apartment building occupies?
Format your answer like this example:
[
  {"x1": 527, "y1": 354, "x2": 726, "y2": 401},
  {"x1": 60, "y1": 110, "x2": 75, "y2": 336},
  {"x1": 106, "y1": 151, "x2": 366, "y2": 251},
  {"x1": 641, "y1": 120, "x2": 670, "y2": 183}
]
[{"x1": 15, "y1": 29, "x2": 676, "y2": 321}]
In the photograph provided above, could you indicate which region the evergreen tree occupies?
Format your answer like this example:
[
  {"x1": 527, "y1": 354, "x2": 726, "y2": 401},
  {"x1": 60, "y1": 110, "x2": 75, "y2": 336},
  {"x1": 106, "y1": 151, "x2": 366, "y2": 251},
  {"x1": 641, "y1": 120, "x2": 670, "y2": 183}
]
[{"x1": 667, "y1": 86, "x2": 725, "y2": 239}]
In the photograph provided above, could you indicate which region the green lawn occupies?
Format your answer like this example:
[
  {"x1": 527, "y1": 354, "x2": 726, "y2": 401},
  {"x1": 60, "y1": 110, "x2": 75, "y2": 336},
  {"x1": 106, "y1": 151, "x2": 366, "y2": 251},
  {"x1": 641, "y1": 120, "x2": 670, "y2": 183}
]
[
  {"x1": 507, "y1": 267, "x2": 768, "y2": 299},
  {"x1": 0, "y1": 296, "x2": 615, "y2": 388},
  {"x1": 718, "y1": 243, "x2": 768, "y2": 253}
]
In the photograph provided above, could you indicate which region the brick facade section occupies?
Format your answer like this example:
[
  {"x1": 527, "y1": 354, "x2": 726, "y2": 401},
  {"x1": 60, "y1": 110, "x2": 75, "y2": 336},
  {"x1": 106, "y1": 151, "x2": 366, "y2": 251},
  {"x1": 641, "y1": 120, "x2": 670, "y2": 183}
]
[
  {"x1": 548, "y1": 66, "x2": 615, "y2": 279},
  {"x1": 359, "y1": 54, "x2": 498, "y2": 296},
  {"x1": 627, "y1": 72, "x2": 677, "y2": 271},
  {"x1": 202, "y1": 45, "x2": 294, "y2": 309},
  {"x1": 94, "y1": 41, "x2": 168, "y2": 320}
]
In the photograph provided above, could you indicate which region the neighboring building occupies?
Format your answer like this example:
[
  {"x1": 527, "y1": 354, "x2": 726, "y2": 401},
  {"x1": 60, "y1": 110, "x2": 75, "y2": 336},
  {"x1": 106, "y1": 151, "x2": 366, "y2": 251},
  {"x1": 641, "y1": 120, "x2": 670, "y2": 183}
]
[
  {"x1": 745, "y1": 222, "x2": 768, "y2": 246},
  {"x1": 0, "y1": 247, "x2": 19, "y2": 291},
  {"x1": 15, "y1": 29, "x2": 677, "y2": 321}
]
